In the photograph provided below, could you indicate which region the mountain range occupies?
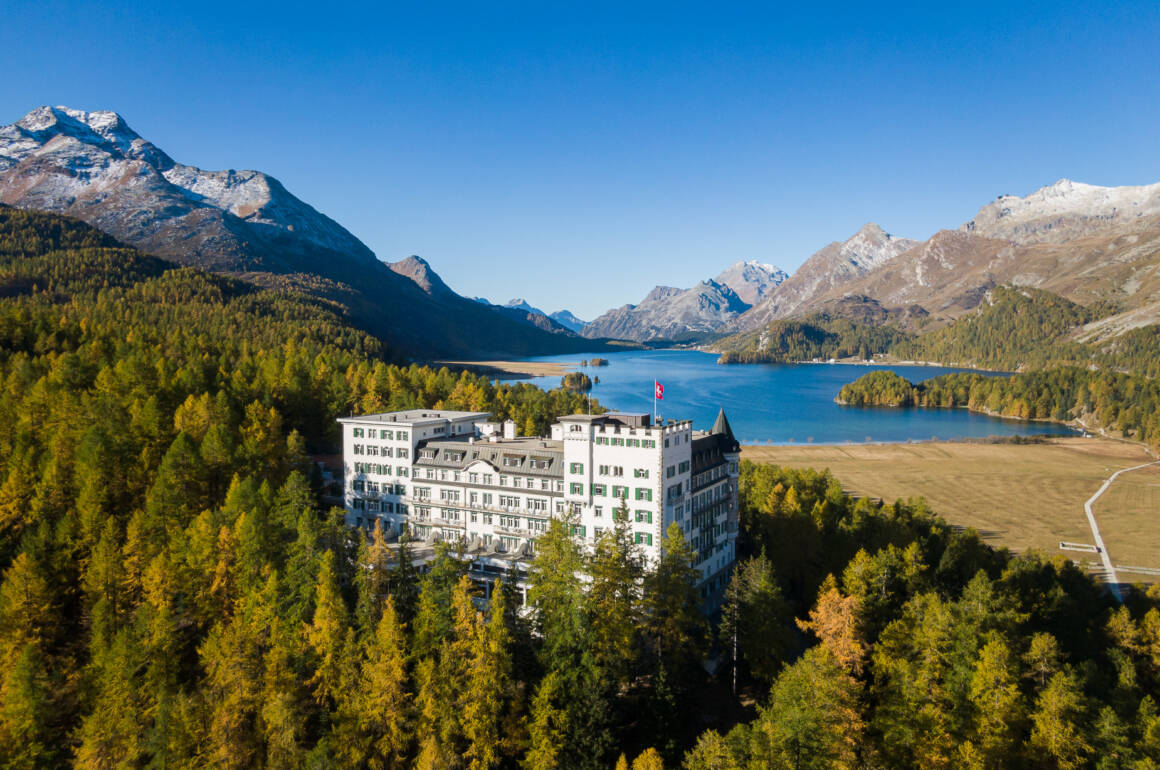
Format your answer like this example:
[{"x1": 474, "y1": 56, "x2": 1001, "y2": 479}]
[
  {"x1": 0, "y1": 106, "x2": 605, "y2": 358},
  {"x1": 726, "y1": 179, "x2": 1160, "y2": 345},
  {"x1": 4, "y1": 106, "x2": 1158, "y2": 358},
  {"x1": 581, "y1": 261, "x2": 788, "y2": 341}
]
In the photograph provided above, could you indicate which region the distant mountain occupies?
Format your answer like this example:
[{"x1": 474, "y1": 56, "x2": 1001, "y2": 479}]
[
  {"x1": 505, "y1": 298, "x2": 545, "y2": 315},
  {"x1": 962, "y1": 179, "x2": 1160, "y2": 244},
  {"x1": 582, "y1": 280, "x2": 750, "y2": 342},
  {"x1": 721, "y1": 179, "x2": 1160, "y2": 355},
  {"x1": 735, "y1": 223, "x2": 920, "y2": 330},
  {"x1": 714, "y1": 260, "x2": 788, "y2": 305},
  {"x1": 389, "y1": 255, "x2": 456, "y2": 296},
  {"x1": 0, "y1": 106, "x2": 602, "y2": 358},
  {"x1": 549, "y1": 309, "x2": 586, "y2": 333}
]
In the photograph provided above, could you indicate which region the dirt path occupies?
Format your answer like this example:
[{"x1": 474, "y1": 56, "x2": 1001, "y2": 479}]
[{"x1": 1084, "y1": 459, "x2": 1160, "y2": 602}]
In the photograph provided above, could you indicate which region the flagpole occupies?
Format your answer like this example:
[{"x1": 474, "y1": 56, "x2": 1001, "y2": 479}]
[{"x1": 653, "y1": 379, "x2": 657, "y2": 425}]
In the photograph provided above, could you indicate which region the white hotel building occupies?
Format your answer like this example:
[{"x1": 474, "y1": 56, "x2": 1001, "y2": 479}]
[{"x1": 339, "y1": 408, "x2": 741, "y2": 601}]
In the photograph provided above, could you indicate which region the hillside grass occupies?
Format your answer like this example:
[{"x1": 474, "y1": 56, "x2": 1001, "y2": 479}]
[{"x1": 741, "y1": 437, "x2": 1160, "y2": 577}]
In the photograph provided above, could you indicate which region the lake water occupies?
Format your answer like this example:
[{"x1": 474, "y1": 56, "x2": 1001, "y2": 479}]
[{"x1": 505, "y1": 349, "x2": 1078, "y2": 444}]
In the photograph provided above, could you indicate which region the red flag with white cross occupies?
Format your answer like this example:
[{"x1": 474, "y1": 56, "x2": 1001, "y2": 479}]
[{"x1": 655, "y1": 381, "x2": 664, "y2": 400}]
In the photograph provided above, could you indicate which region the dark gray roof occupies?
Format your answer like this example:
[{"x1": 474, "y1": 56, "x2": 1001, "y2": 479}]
[{"x1": 711, "y1": 408, "x2": 740, "y2": 452}]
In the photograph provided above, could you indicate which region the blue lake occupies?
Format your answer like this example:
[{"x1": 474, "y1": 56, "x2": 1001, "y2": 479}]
[{"x1": 506, "y1": 349, "x2": 1078, "y2": 445}]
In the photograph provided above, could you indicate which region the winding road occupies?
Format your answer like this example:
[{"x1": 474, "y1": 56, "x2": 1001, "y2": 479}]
[{"x1": 1083, "y1": 459, "x2": 1160, "y2": 603}]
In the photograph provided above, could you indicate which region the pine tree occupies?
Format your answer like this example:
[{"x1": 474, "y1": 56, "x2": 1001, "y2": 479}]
[
  {"x1": 587, "y1": 507, "x2": 643, "y2": 689},
  {"x1": 0, "y1": 643, "x2": 53, "y2": 769},
  {"x1": 1028, "y1": 669, "x2": 1091, "y2": 770},
  {"x1": 463, "y1": 578, "x2": 513, "y2": 770},
  {"x1": 721, "y1": 551, "x2": 792, "y2": 686},
  {"x1": 644, "y1": 523, "x2": 708, "y2": 685},
  {"x1": 750, "y1": 646, "x2": 864, "y2": 770},
  {"x1": 967, "y1": 639, "x2": 1022, "y2": 768},
  {"x1": 524, "y1": 670, "x2": 567, "y2": 770},
  {"x1": 796, "y1": 574, "x2": 866, "y2": 674},
  {"x1": 305, "y1": 550, "x2": 355, "y2": 707},
  {"x1": 355, "y1": 595, "x2": 412, "y2": 769},
  {"x1": 632, "y1": 747, "x2": 665, "y2": 770}
]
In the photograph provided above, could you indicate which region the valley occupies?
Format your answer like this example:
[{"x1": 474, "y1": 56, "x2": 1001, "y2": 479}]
[{"x1": 742, "y1": 437, "x2": 1160, "y2": 580}]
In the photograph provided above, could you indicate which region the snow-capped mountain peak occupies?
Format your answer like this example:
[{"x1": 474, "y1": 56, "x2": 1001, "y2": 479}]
[
  {"x1": 962, "y1": 178, "x2": 1160, "y2": 244},
  {"x1": 0, "y1": 105, "x2": 376, "y2": 271}
]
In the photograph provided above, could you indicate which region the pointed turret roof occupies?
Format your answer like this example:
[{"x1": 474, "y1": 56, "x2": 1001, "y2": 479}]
[{"x1": 711, "y1": 408, "x2": 739, "y2": 451}]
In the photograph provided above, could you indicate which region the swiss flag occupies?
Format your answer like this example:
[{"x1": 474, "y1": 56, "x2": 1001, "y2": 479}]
[{"x1": 655, "y1": 381, "x2": 664, "y2": 400}]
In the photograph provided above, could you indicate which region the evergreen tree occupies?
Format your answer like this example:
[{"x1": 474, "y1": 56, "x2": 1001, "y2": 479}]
[
  {"x1": 750, "y1": 646, "x2": 864, "y2": 769},
  {"x1": 720, "y1": 551, "x2": 792, "y2": 686},
  {"x1": 355, "y1": 595, "x2": 412, "y2": 769},
  {"x1": 1028, "y1": 669, "x2": 1091, "y2": 770},
  {"x1": 587, "y1": 506, "x2": 643, "y2": 689}
]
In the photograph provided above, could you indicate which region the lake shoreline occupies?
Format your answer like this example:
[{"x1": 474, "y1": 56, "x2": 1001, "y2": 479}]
[{"x1": 495, "y1": 349, "x2": 1077, "y2": 444}]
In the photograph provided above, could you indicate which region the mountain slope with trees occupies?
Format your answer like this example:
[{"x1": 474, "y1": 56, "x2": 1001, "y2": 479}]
[{"x1": 0, "y1": 106, "x2": 605, "y2": 359}]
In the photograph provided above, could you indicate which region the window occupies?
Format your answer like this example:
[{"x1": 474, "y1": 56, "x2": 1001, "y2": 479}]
[
  {"x1": 503, "y1": 456, "x2": 520, "y2": 467},
  {"x1": 499, "y1": 475, "x2": 508, "y2": 486},
  {"x1": 414, "y1": 487, "x2": 431, "y2": 500},
  {"x1": 594, "y1": 506, "x2": 603, "y2": 518},
  {"x1": 499, "y1": 495, "x2": 520, "y2": 508},
  {"x1": 570, "y1": 483, "x2": 583, "y2": 494},
  {"x1": 512, "y1": 477, "x2": 522, "y2": 488},
  {"x1": 666, "y1": 465, "x2": 675, "y2": 478},
  {"x1": 570, "y1": 524, "x2": 587, "y2": 538},
  {"x1": 352, "y1": 427, "x2": 364, "y2": 438},
  {"x1": 591, "y1": 483, "x2": 606, "y2": 496},
  {"x1": 569, "y1": 424, "x2": 583, "y2": 432},
  {"x1": 353, "y1": 445, "x2": 365, "y2": 455},
  {"x1": 569, "y1": 462, "x2": 584, "y2": 474},
  {"x1": 469, "y1": 472, "x2": 479, "y2": 484},
  {"x1": 483, "y1": 474, "x2": 493, "y2": 485},
  {"x1": 368, "y1": 428, "x2": 377, "y2": 439},
  {"x1": 678, "y1": 461, "x2": 690, "y2": 473},
  {"x1": 611, "y1": 485, "x2": 628, "y2": 499},
  {"x1": 599, "y1": 464, "x2": 610, "y2": 476},
  {"x1": 397, "y1": 448, "x2": 409, "y2": 459},
  {"x1": 612, "y1": 466, "x2": 624, "y2": 477},
  {"x1": 635, "y1": 532, "x2": 653, "y2": 546},
  {"x1": 635, "y1": 488, "x2": 652, "y2": 501},
  {"x1": 635, "y1": 510, "x2": 652, "y2": 523},
  {"x1": 482, "y1": 493, "x2": 493, "y2": 505},
  {"x1": 634, "y1": 468, "x2": 649, "y2": 479},
  {"x1": 383, "y1": 429, "x2": 393, "y2": 440},
  {"x1": 397, "y1": 431, "x2": 409, "y2": 440}
]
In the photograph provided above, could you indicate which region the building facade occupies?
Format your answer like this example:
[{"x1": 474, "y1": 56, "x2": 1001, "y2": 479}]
[{"x1": 339, "y1": 408, "x2": 740, "y2": 599}]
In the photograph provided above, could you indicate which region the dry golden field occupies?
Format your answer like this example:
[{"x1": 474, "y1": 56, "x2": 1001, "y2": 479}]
[
  {"x1": 742, "y1": 438, "x2": 1160, "y2": 579},
  {"x1": 435, "y1": 360, "x2": 573, "y2": 378}
]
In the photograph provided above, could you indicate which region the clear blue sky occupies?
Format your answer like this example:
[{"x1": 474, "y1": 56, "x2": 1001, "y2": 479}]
[{"x1": 3, "y1": 1, "x2": 1159, "y2": 319}]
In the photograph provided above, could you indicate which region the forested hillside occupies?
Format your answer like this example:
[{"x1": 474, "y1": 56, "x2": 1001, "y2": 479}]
[
  {"x1": 716, "y1": 314, "x2": 910, "y2": 364},
  {"x1": 2, "y1": 208, "x2": 1159, "y2": 768},
  {"x1": 683, "y1": 462, "x2": 1160, "y2": 768},
  {"x1": 890, "y1": 286, "x2": 1104, "y2": 371},
  {"x1": 838, "y1": 368, "x2": 1160, "y2": 446},
  {"x1": 718, "y1": 284, "x2": 1160, "y2": 379},
  {"x1": 0, "y1": 208, "x2": 597, "y2": 766}
]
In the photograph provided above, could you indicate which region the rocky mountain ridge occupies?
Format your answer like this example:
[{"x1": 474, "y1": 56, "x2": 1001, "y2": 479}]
[
  {"x1": 0, "y1": 105, "x2": 603, "y2": 358},
  {"x1": 725, "y1": 178, "x2": 1160, "y2": 348}
]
